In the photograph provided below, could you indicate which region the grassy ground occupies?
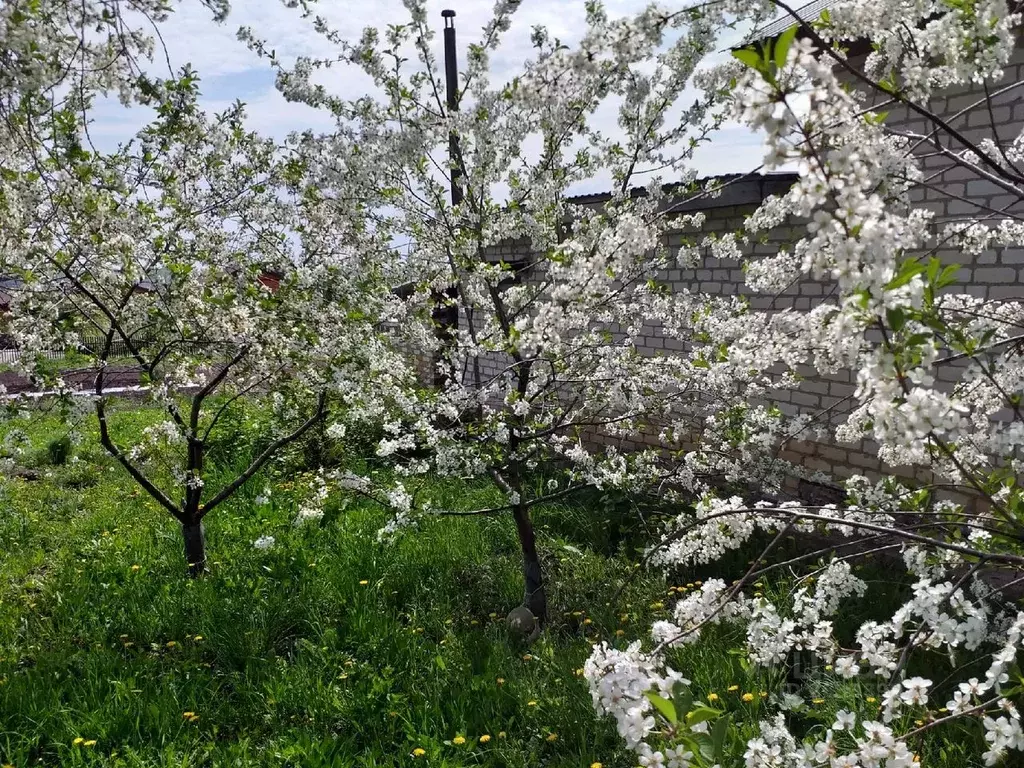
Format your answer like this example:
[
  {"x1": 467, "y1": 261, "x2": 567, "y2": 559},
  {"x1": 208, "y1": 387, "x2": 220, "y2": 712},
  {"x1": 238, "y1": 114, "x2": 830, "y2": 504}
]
[
  {"x1": 0, "y1": 404, "x2": 1001, "y2": 766},
  {"x1": 0, "y1": 350, "x2": 99, "y2": 375},
  {"x1": 0, "y1": 404, "x2": 674, "y2": 767}
]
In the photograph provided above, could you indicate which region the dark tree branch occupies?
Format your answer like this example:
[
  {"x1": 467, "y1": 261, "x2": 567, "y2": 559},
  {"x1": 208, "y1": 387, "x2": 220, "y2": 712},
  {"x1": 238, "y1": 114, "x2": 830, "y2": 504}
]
[
  {"x1": 198, "y1": 390, "x2": 327, "y2": 518},
  {"x1": 96, "y1": 399, "x2": 182, "y2": 521}
]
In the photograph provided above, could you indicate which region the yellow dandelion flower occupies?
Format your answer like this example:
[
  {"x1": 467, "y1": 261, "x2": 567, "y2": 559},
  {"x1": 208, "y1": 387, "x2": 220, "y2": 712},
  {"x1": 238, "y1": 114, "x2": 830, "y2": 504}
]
[
  {"x1": 83, "y1": 740, "x2": 97, "y2": 747},
  {"x1": 497, "y1": 677, "x2": 505, "y2": 685},
  {"x1": 572, "y1": 611, "x2": 584, "y2": 617},
  {"x1": 575, "y1": 668, "x2": 585, "y2": 676},
  {"x1": 412, "y1": 748, "x2": 426, "y2": 757},
  {"x1": 165, "y1": 641, "x2": 177, "y2": 648},
  {"x1": 866, "y1": 697, "x2": 877, "y2": 703},
  {"x1": 583, "y1": 618, "x2": 593, "y2": 625},
  {"x1": 359, "y1": 580, "x2": 369, "y2": 586},
  {"x1": 498, "y1": 731, "x2": 507, "y2": 739},
  {"x1": 760, "y1": 691, "x2": 768, "y2": 698},
  {"x1": 650, "y1": 602, "x2": 664, "y2": 610},
  {"x1": 130, "y1": 564, "x2": 141, "y2": 572},
  {"x1": 193, "y1": 635, "x2": 203, "y2": 642},
  {"x1": 470, "y1": 620, "x2": 479, "y2": 626},
  {"x1": 527, "y1": 700, "x2": 538, "y2": 707},
  {"x1": 73, "y1": 738, "x2": 85, "y2": 746},
  {"x1": 727, "y1": 685, "x2": 739, "y2": 692},
  {"x1": 812, "y1": 698, "x2": 825, "y2": 705},
  {"x1": 708, "y1": 693, "x2": 720, "y2": 702},
  {"x1": 183, "y1": 712, "x2": 195, "y2": 718},
  {"x1": 452, "y1": 736, "x2": 466, "y2": 745},
  {"x1": 591, "y1": 763, "x2": 604, "y2": 768},
  {"x1": 480, "y1": 734, "x2": 491, "y2": 743},
  {"x1": 694, "y1": 580, "x2": 703, "y2": 586},
  {"x1": 546, "y1": 733, "x2": 558, "y2": 742},
  {"x1": 615, "y1": 629, "x2": 625, "y2": 637},
  {"x1": 522, "y1": 654, "x2": 533, "y2": 661},
  {"x1": 489, "y1": 612, "x2": 498, "y2": 619},
  {"x1": 742, "y1": 693, "x2": 754, "y2": 702}
]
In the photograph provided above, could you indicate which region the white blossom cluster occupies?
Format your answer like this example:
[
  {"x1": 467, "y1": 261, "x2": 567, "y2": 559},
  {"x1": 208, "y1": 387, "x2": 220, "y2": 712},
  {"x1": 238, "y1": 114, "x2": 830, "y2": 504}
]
[
  {"x1": 587, "y1": 0, "x2": 1024, "y2": 760},
  {"x1": 584, "y1": 640, "x2": 689, "y2": 751},
  {"x1": 295, "y1": 472, "x2": 329, "y2": 526},
  {"x1": 651, "y1": 577, "x2": 751, "y2": 648}
]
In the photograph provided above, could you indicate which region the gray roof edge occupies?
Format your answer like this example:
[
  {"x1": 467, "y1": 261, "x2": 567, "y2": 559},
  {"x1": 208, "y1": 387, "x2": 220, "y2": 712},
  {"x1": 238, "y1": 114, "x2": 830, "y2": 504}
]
[
  {"x1": 745, "y1": 0, "x2": 836, "y2": 44},
  {"x1": 565, "y1": 171, "x2": 799, "y2": 211}
]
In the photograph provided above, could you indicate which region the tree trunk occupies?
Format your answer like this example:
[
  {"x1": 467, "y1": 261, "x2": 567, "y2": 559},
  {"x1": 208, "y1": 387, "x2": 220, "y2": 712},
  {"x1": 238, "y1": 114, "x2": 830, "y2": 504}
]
[
  {"x1": 182, "y1": 521, "x2": 207, "y2": 577},
  {"x1": 512, "y1": 503, "x2": 546, "y2": 623}
]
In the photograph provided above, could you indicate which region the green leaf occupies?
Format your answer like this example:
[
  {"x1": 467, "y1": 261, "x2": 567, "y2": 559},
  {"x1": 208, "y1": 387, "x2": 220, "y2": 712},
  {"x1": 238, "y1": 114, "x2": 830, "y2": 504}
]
[
  {"x1": 712, "y1": 712, "x2": 730, "y2": 760},
  {"x1": 885, "y1": 258, "x2": 925, "y2": 291},
  {"x1": 774, "y1": 25, "x2": 798, "y2": 69},
  {"x1": 699, "y1": 738, "x2": 716, "y2": 761},
  {"x1": 685, "y1": 705, "x2": 721, "y2": 726},
  {"x1": 937, "y1": 264, "x2": 962, "y2": 288},
  {"x1": 886, "y1": 307, "x2": 906, "y2": 333},
  {"x1": 732, "y1": 48, "x2": 762, "y2": 70},
  {"x1": 645, "y1": 692, "x2": 677, "y2": 724},
  {"x1": 673, "y1": 683, "x2": 694, "y2": 720},
  {"x1": 906, "y1": 332, "x2": 931, "y2": 347}
]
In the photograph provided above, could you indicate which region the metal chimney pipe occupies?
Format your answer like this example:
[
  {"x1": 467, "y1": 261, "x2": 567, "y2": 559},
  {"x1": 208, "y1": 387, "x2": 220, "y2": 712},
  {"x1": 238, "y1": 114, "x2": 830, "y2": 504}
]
[
  {"x1": 432, "y1": 9, "x2": 463, "y2": 391},
  {"x1": 442, "y1": 9, "x2": 463, "y2": 206}
]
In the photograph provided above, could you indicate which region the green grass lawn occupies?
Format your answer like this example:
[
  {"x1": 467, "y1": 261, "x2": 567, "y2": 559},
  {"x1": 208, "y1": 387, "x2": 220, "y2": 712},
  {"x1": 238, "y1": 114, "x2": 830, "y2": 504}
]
[
  {"x1": 0, "y1": 404, "x2": 999, "y2": 767},
  {"x1": 0, "y1": 405, "x2": 674, "y2": 767}
]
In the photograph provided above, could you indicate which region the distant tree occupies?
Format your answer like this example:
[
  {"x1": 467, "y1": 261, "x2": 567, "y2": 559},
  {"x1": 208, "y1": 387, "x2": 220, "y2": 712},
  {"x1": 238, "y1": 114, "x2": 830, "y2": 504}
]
[
  {"x1": 0, "y1": 0, "x2": 408, "y2": 574},
  {"x1": 250, "y1": 0, "x2": 789, "y2": 630}
]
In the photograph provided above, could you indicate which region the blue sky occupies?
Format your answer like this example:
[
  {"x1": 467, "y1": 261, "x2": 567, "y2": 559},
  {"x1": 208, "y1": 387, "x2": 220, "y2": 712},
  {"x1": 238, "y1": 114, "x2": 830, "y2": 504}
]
[{"x1": 90, "y1": 0, "x2": 769, "y2": 193}]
